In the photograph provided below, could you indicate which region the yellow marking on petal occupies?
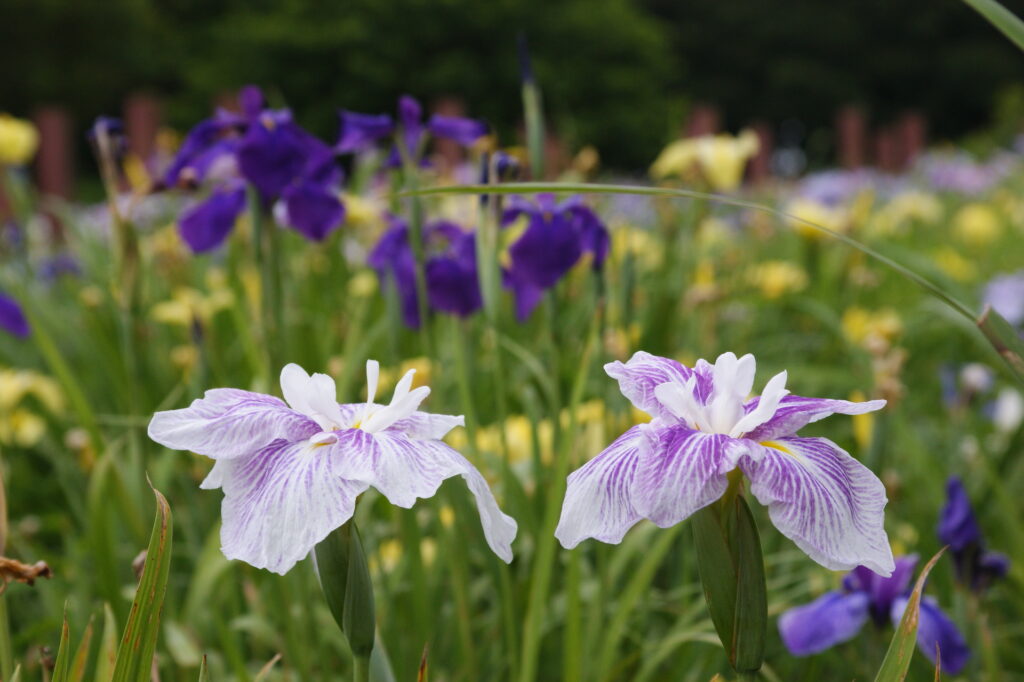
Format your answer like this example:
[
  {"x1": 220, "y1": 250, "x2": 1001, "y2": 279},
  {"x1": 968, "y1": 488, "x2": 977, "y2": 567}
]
[{"x1": 759, "y1": 440, "x2": 797, "y2": 457}]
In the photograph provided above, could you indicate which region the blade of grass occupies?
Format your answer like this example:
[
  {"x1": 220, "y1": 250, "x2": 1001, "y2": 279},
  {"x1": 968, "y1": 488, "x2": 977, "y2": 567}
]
[
  {"x1": 873, "y1": 548, "x2": 946, "y2": 682},
  {"x1": 111, "y1": 485, "x2": 173, "y2": 682},
  {"x1": 961, "y1": 0, "x2": 1024, "y2": 50}
]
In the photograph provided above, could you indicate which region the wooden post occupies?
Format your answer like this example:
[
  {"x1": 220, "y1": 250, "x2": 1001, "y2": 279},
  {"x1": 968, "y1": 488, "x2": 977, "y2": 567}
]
[
  {"x1": 748, "y1": 121, "x2": 774, "y2": 184},
  {"x1": 685, "y1": 103, "x2": 720, "y2": 137},
  {"x1": 33, "y1": 106, "x2": 74, "y2": 199},
  {"x1": 836, "y1": 106, "x2": 867, "y2": 169},
  {"x1": 124, "y1": 93, "x2": 162, "y2": 166}
]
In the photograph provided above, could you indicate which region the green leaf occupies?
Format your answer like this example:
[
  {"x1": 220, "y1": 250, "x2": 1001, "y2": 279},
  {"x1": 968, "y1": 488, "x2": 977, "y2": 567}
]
[
  {"x1": 313, "y1": 520, "x2": 376, "y2": 659},
  {"x1": 111, "y1": 485, "x2": 173, "y2": 682},
  {"x1": 961, "y1": 0, "x2": 1024, "y2": 50},
  {"x1": 692, "y1": 494, "x2": 767, "y2": 675},
  {"x1": 8, "y1": 664, "x2": 19, "y2": 682},
  {"x1": 93, "y1": 605, "x2": 118, "y2": 682},
  {"x1": 50, "y1": 611, "x2": 71, "y2": 682},
  {"x1": 69, "y1": 617, "x2": 94, "y2": 682},
  {"x1": 729, "y1": 496, "x2": 767, "y2": 673},
  {"x1": 977, "y1": 305, "x2": 1024, "y2": 384},
  {"x1": 196, "y1": 656, "x2": 208, "y2": 682},
  {"x1": 873, "y1": 548, "x2": 947, "y2": 682}
]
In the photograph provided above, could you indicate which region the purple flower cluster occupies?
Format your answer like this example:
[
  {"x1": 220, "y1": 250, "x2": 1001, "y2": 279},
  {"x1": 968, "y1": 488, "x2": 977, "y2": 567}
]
[
  {"x1": 368, "y1": 216, "x2": 482, "y2": 329},
  {"x1": 337, "y1": 95, "x2": 487, "y2": 165},
  {"x1": 165, "y1": 86, "x2": 345, "y2": 252},
  {"x1": 779, "y1": 556, "x2": 970, "y2": 674},
  {"x1": 501, "y1": 194, "x2": 609, "y2": 320}
]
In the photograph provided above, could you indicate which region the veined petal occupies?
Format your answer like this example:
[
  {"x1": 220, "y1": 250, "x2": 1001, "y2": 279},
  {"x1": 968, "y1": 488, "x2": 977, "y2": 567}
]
[
  {"x1": 778, "y1": 591, "x2": 869, "y2": 656},
  {"x1": 891, "y1": 597, "x2": 971, "y2": 675},
  {"x1": 605, "y1": 351, "x2": 705, "y2": 422},
  {"x1": 742, "y1": 438, "x2": 894, "y2": 575},
  {"x1": 844, "y1": 555, "x2": 918, "y2": 624},
  {"x1": 391, "y1": 411, "x2": 465, "y2": 440},
  {"x1": 555, "y1": 425, "x2": 647, "y2": 548},
  {"x1": 330, "y1": 429, "x2": 517, "y2": 561},
  {"x1": 148, "y1": 388, "x2": 318, "y2": 459},
  {"x1": 634, "y1": 425, "x2": 736, "y2": 528},
  {"x1": 744, "y1": 395, "x2": 886, "y2": 441},
  {"x1": 730, "y1": 370, "x2": 789, "y2": 437},
  {"x1": 216, "y1": 438, "x2": 366, "y2": 574}
]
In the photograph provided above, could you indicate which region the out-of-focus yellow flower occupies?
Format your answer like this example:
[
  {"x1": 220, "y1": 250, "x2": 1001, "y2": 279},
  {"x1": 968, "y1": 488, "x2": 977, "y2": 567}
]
[
  {"x1": 685, "y1": 259, "x2": 718, "y2": 306},
  {"x1": 696, "y1": 216, "x2": 733, "y2": 250},
  {"x1": 611, "y1": 227, "x2": 662, "y2": 270},
  {"x1": 79, "y1": 285, "x2": 104, "y2": 308},
  {"x1": 747, "y1": 260, "x2": 808, "y2": 299},
  {"x1": 866, "y1": 191, "x2": 942, "y2": 237},
  {"x1": 651, "y1": 130, "x2": 759, "y2": 191},
  {"x1": 571, "y1": 145, "x2": 600, "y2": 177},
  {"x1": 374, "y1": 539, "x2": 403, "y2": 573},
  {"x1": 0, "y1": 368, "x2": 64, "y2": 413},
  {"x1": 152, "y1": 286, "x2": 233, "y2": 328},
  {"x1": 850, "y1": 389, "x2": 874, "y2": 451},
  {"x1": 123, "y1": 154, "x2": 151, "y2": 192},
  {"x1": 841, "y1": 307, "x2": 902, "y2": 350},
  {"x1": 343, "y1": 193, "x2": 385, "y2": 231},
  {"x1": 348, "y1": 270, "x2": 379, "y2": 298},
  {"x1": 603, "y1": 324, "x2": 641, "y2": 360},
  {"x1": 0, "y1": 409, "x2": 46, "y2": 447},
  {"x1": 171, "y1": 345, "x2": 199, "y2": 372},
  {"x1": 932, "y1": 247, "x2": 977, "y2": 282},
  {"x1": 953, "y1": 203, "x2": 1002, "y2": 246},
  {"x1": 377, "y1": 357, "x2": 435, "y2": 394},
  {"x1": 438, "y1": 505, "x2": 455, "y2": 528},
  {"x1": 145, "y1": 224, "x2": 189, "y2": 263},
  {"x1": 785, "y1": 198, "x2": 849, "y2": 239},
  {"x1": 0, "y1": 114, "x2": 39, "y2": 166}
]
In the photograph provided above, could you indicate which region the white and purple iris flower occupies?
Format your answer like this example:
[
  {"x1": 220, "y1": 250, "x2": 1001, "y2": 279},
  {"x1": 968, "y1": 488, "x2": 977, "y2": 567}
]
[
  {"x1": 501, "y1": 194, "x2": 610, "y2": 321},
  {"x1": 148, "y1": 361, "x2": 517, "y2": 574},
  {"x1": 779, "y1": 556, "x2": 971, "y2": 674},
  {"x1": 164, "y1": 85, "x2": 345, "y2": 252},
  {"x1": 336, "y1": 95, "x2": 488, "y2": 165},
  {"x1": 368, "y1": 215, "x2": 483, "y2": 328},
  {"x1": 0, "y1": 292, "x2": 29, "y2": 338},
  {"x1": 556, "y1": 351, "x2": 895, "y2": 576}
]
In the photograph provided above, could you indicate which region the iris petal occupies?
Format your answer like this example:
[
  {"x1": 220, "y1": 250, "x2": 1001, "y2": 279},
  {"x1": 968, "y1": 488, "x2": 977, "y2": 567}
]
[
  {"x1": 778, "y1": 591, "x2": 870, "y2": 655},
  {"x1": 743, "y1": 394, "x2": 887, "y2": 441},
  {"x1": 556, "y1": 425, "x2": 648, "y2": 548},
  {"x1": 742, "y1": 437, "x2": 894, "y2": 575},
  {"x1": 891, "y1": 596, "x2": 971, "y2": 675}
]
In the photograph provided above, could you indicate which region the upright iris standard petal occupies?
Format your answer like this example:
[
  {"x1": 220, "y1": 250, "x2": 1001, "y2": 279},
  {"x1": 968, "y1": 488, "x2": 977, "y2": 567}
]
[
  {"x1": 891, "y1": 597, "x2": 971, "y2": 675},
  {"x1": 778, "y1": 591, "x2": 870, "y2": 655},
  {"x1": 336, "y1": 111, "x2": 394, "y2": 153},
  {"x1": 558, "y1": 350, "x2": 893, "y2": 576},
  {"x1": 427, "y1": 114, "x2": 488, "y2": 146},
  {"x1": 178, "y1": 184, "x2": 247, "y2": 253},
  {"x1": 843, "y1": 555, "x2": 918, "y2": 624},
  {"x1": 555, "y1": 426, "x2": 648, "y2": 548},
  {"x1": 937, "y1": 477, "x2": 981, "y2": 550},
  {"x1": 237, "y1": 113, "x2": 312, "y2": 200},
  {"x1": 742, "y1": 438, "x2": 894, "y2": 575},
  {"x1": 604, "y1": 352, "x2": 709, "y2": 423},
  {"x1": 212, "y1": 439, "x2": 366, "y2": 574}
]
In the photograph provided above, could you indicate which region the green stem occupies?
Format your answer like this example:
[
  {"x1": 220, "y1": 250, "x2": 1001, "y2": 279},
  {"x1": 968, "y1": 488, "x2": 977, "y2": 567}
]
[
  {"x1": 354, "y1": 655, "x2": 371, "y2": 682},
  {"x1": 0, "y1": 594, "x2": 12, "y2": 682}
]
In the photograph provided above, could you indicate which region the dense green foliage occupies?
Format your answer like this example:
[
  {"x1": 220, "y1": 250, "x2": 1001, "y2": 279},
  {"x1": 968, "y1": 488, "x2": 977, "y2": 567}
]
[{"x1": 4, "y1": 0, "x2": 1024, "y2": 168}]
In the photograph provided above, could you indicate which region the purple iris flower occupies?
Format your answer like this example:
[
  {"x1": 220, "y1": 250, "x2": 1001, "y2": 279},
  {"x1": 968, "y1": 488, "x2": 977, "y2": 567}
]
[
  {"x1": 982, "y1": 270, "x2": 1024, "y2": 327},
  {"x1": 38, "y1": 253, "x2": 82, "y2": 282},
  {"x1": 164, "y1": 85, "x2": 344, "y2": 252},
  {"x1": 148, "y1": 361, "x2": 517, "y2": 574},
  {"x1": 368, "y1": 215, "x2": 482, "y2": 328},
  {"x1": 557, "y1": 351, "x2": 894, "y2": 575},
  {"x1": 0, "y1": 292, "x2": 29, "y2": 338},
  {"x1": 335, "y1": 95, "x2": 487, "y2": 161},
  {"x1": 938, "y1": 477, "x2": 1010, "y2": 591},
  {"x1": 780, "y1": 555, "x2": 970, "y2": 675},
  {"x1": 501, "y1": 194, "x2": 609, "y2": 320}
]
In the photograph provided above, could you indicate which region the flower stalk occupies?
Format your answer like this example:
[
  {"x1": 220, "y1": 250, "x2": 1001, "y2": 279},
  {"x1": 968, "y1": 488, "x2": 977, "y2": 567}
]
[{"x1": 313, "y1": 520, "x2": 376, "y2": 676}]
